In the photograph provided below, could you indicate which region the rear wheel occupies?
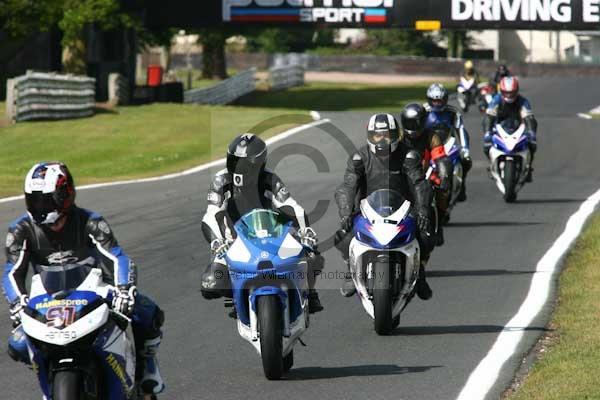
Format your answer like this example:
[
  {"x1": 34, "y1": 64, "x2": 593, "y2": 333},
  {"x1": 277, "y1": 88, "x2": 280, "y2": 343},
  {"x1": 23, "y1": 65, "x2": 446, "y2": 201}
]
[
  {"x1": 52, "y1": 370, "x2": 82, "y2": 400},
  {"x1": 258, "y1": 296, "x2": 284, "y2": 380},
  {"x1": 373, "y1": 261, "x2": 394, "y2": 335},
  {"x1": 503, "y1": 160, "x2": 517, "y2": 203}
]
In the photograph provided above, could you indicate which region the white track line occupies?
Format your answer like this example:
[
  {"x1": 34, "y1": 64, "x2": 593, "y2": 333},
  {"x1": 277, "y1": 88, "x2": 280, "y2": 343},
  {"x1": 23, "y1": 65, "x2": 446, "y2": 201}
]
[
  {"x1": 0, "y1": 118, "x2": 330, "y2": 204},
  {"x1": 457, "y1": 187, "x2": 600, "y2": 400},
  {"x1": 577, "y1": 113, "x2": 593, "y2": 120}
]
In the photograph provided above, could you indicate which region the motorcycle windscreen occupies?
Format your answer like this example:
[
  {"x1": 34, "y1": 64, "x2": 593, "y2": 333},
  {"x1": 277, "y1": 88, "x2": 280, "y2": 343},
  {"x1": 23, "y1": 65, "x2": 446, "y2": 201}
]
[
  {"x1": 366, "y1": 189, "x2": 407, "y2": 218},
  {"x1": 238, "y1": 209, "x2": 286, "y2": 239},
  {"x1": 499, "y1": 118, "x2": 523, "y2": 135},
  {"x1": 38, "y1": 264, "x2": 93, "y2": 295}
]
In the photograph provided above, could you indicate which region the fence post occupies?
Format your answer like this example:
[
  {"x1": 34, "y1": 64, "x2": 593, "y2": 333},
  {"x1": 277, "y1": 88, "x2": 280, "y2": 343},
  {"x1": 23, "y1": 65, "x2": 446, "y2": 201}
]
[{"x1": 5, "y1": 79, "x2": 15, "y2": 123}]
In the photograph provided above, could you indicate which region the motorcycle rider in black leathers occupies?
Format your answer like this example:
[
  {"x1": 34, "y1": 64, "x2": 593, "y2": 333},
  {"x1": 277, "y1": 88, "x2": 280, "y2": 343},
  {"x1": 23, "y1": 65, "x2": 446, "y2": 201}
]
[
  {"x1": 483, "y1": 76, "x2": 538, "y2": 182},
  {"x1": 200, "y1": 133, "x2": 324, "y2": 314},
  {"x1": 401, "y1": 103, "x2": 452, "y2": 245},
  {"x1": 335, "y1": 113, "x2": 435, "y2": 300},
  {"x1": 491, "y1": 64, "x2": 511, "y2": 88},
  {"x1": 3, "y1": 162, "x2": 165, "y2": 396}
]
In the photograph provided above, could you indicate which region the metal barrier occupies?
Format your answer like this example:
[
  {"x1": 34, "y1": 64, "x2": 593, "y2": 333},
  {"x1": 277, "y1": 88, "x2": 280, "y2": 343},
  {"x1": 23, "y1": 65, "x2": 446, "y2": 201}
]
[
  {"x1": 5, "y1": 71, "x2": 96, "y2": 122},
  {"x1": 184, "y1": 68, "x2": 256, "y2": 105},
  {"x1": 269, "y1": 64, "x2": 305, "y2": 90}
]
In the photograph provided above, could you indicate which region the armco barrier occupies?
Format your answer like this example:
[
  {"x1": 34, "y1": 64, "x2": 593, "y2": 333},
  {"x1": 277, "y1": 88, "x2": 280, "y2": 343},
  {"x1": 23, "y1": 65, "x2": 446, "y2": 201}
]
[
  {"x1": 5, "y1": 71, "x2": 96, "y2": 122},
  {"x1": 184, "y1": 68, "x2": 256, "y2": 105},
  {"x1": 269, "y1": 64, "x2": 305, "y2": 90},
  {"x1": 108, "y1": 73, "x2": 130, "y2": 106}
]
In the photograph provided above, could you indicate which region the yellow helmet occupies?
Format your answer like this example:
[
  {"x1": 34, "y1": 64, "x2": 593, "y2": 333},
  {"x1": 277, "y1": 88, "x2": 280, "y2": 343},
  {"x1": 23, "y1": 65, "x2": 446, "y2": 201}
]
[{"x1": 464, "y1": 60, "x2": 474, "y2": 70}]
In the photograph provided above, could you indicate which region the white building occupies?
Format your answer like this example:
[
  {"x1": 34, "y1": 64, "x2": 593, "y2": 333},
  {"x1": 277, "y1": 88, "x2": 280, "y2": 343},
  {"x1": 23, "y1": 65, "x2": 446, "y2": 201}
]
[{"x1": 469, "y1": 30, "x2": 587, "y2": 63}]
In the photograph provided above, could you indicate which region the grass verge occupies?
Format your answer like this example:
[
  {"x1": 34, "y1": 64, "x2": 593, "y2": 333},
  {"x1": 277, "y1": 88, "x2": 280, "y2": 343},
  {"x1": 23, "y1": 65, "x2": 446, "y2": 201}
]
[
  {"x1": 507, "y1": 212, "x2": 600, "y2": 400},
  {"x1": 0, "y1": 103, "x2": 310, "y2": 197},
  {"x1": 237, "y1": 81, "x2": 453, "y2": 112}
]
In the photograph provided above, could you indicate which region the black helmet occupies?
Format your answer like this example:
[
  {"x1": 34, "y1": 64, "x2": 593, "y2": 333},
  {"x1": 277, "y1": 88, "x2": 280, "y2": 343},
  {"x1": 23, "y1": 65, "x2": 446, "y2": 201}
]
[
  {"x1": 226, "y1": 134, "x2": 267, "y2": 187},
  {"x1": 400, "y1": 103, "x2": 427, "y2": 140},
  {"x1": 24, "y1": 162, "x2": 76, "y2": 225},
  {"x1": 497, "y1": 64, "x2": 510, "y2": 78},
  {"x1": 366, "y1": 113, "x2": 400, "y2": 156}
]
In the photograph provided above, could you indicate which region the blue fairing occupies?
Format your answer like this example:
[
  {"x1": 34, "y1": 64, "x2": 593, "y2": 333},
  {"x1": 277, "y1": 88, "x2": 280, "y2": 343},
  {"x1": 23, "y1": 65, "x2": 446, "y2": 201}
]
[
  {"x1": 353, "y1": 213, "x2": 416, "y2": 249},
  {"x1": 93, "y1": 324, "x2": 134, "y2": 399},
  {"x1": 425, "y1": 111, "x2": 454, "y2": 131},
  {"x1": 226, "y1": 215, "x2": 307, "y2": 326}
]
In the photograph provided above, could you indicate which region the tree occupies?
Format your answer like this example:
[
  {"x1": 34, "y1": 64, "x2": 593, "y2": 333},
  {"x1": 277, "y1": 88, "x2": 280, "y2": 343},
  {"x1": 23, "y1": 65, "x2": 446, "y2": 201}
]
[
  {"x1": 197, "y1": 29, "x2": 228, "y2": 79},
  {"x1": 364, "y1": 30, "x2": 444, "y2": 57},
  {"x1": 1, "y1": 0, "x2": 139, "y2": 73}
]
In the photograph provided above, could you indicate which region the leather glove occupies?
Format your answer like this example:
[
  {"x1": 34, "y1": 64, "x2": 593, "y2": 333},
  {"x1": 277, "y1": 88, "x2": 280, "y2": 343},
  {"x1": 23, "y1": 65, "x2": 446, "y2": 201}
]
[
  {"x1": 211, "y1": 238, "x2": 232, "y2": 258},
  {"x1": 340, "y1": 216, "x2": 353, "y2": 233},
  {"x1": 112, "y1": 286, "x2": 137, "y2": 317},
  {"x1": 298, "y1": 227, "x2": 318, "y2": 248},
  {"x1": 9, "y1": 294, "x2": 28, "y2": 327},
  {"x1": 417, "y1": 212, "x2": 432, "y2": 238},
  {"x1": 462, "y1": 153, "x2": 473, "y2": 172}
]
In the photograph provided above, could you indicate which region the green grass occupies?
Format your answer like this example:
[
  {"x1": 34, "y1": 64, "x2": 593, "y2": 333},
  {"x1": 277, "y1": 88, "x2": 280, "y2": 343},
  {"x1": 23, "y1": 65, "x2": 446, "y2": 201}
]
[
  {"x1": 236, "y1": 81, "x2": 453, "y2": 112},
  {"x1": 0, "y1": 103, "x2": 310, "y2": 196},
  {"x1": 508, "y1": 213, "x2": 600, "y2": 400}
]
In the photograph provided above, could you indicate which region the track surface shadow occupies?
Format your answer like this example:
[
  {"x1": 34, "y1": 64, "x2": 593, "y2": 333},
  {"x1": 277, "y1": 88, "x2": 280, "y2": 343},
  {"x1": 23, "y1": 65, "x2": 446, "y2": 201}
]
[
  {"x1": 516, "y1": 198, "x2": 585, "y2": 204},
  {"x1": 447, "y1": 221, "x2": 543, "y2": 228},
  {"x1": 393, "y1": 325, "x2": 550, "y2": 336},
  {"x1": 285, "y1": 364, "x2": 442, "y2": 380},
  {"x1": 427, "y1": 269, "x2": 536, "y2": 278}
]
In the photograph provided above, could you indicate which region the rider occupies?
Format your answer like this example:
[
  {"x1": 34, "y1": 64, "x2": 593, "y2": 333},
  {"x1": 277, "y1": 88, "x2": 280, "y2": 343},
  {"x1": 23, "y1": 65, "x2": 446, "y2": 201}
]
[
  {"x1": 491, "y1": 64, "x2": 511, "y2": 87},
  {"x1": 334, "y1": 113, "x2": 435, "y2": 300},
  {"x1": 483, "y1": 76, "x2": 538, "y2": 182},
  {"x1": 200, "y1": 133, "x2": 324, "y2": 314},
  {"x1": 462, "y1": 60, "x2": 480, "y2": 84},
  {"x1": 3, "y1": 162, "x2": 165, "y2": 395},
  {"x1": 423, "y1": 83, "x2": 472, "y2": 202}
]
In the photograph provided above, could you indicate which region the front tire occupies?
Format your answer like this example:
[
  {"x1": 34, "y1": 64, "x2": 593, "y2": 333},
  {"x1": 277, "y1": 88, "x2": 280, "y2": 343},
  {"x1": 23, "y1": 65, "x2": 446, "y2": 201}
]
[
  {"x1": 503, "y1": 160, "x2": 517, "y2": 203},
  {"x1": 53, "y1": 370, "x2": 82, "y2": 400},
  {"x1": 373, "y1": 261, "x2": 394, "y2": 335},
  {"x1": 258, "y1": 296, "x2": 284, "y2": 380}
]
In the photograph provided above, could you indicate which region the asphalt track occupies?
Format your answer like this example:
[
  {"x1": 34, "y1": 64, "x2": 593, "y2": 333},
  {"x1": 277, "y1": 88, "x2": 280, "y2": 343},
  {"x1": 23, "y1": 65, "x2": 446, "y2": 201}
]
[{"x1": 1, "y1": 77, "x2": 600, "y2": 400}]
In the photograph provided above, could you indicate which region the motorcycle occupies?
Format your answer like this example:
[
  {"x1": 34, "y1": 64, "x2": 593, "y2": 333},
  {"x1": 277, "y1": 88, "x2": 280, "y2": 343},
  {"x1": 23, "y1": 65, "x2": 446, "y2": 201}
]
[
  {"x1": 225, "y1": 209, "x2": 310, "y2": 380},
  {"x1": 487, "y1": 119, "x2": 532, "y2": 202},
  {"x1": 348, "y1": 189, "x2": 420, "y2": 335},
  {"x1": 478, "y1": 82, "x2": 496, "y2": 113},
  {"x1": 18, "y1": 263, "x2": 146, "y2": 399},
  {"x1": 456, "y1": 76, "x2": 477, "y2": 112},
  {"x1": 426, "y1": 133, "x2": 464, "y2": 225}
]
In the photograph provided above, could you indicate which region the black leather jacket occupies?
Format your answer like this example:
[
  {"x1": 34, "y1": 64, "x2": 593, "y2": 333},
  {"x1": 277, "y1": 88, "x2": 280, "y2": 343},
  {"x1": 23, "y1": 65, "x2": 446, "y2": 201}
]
[
  {"x1": 201, "y1": 168, "x2": 310, "y2": 244},
  {"x1": 334, "y1": 145, "x2": 432, "y2": 219},
  {"x1": 3, "y1": 206, "x2": 135, "y2": 305}
]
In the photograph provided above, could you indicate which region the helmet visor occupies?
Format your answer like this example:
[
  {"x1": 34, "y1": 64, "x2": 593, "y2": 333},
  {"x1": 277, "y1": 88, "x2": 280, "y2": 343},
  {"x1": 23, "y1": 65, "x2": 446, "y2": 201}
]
[
  {"x1": 368, "y1": 129, "x2": 398, "y2": 145},
  {"x1": 25, "y1": 192, "x2": 60, "y2": 224},
  {"x1": 502, "y1": 90, "x2": 518, "y2": 102}
]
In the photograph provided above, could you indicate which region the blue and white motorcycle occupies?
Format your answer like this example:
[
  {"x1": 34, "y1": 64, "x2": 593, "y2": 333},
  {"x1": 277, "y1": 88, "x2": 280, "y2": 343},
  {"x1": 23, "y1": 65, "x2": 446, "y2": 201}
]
[
  {"x1": 348, "y1": 189, "x2": 420, "y2": 335},
  {"x1": 488, "y1": 119, "x2": 532, "y2": 202},
  {"x1": 18, "y1": 263, "x2": 145, "y2": 399},
  {"x1": 225, "y1": 209, "x2": 311, "y2": 380}
]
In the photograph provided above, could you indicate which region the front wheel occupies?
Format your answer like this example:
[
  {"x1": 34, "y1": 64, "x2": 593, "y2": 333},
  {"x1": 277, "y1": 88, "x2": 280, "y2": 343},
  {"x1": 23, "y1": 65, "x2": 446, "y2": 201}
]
[
  {"x1": 53, "y1": 370, "x2": 82, "y2": 400},
  {"x1": 258, "y1": 296, "x2": 284, "y2": 380},
  {"x1": 373, "y1": 261, "x2": 394, "y2": 335},
  {"x1": 503, "y1": 160, "x2": 517, "y2": 203}
]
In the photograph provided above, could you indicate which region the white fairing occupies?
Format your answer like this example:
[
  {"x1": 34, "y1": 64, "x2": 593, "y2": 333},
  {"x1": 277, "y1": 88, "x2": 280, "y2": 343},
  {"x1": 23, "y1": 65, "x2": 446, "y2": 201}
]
[
  {"x1": 488, "y1": 123, "x2": 531, "y2": 195},
  {"x1": 460, "y1": 77, "x2": 475, "y2": 90},
  {"x1": 349, "y1": 204, "x2": 420, "y2": 320}
]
